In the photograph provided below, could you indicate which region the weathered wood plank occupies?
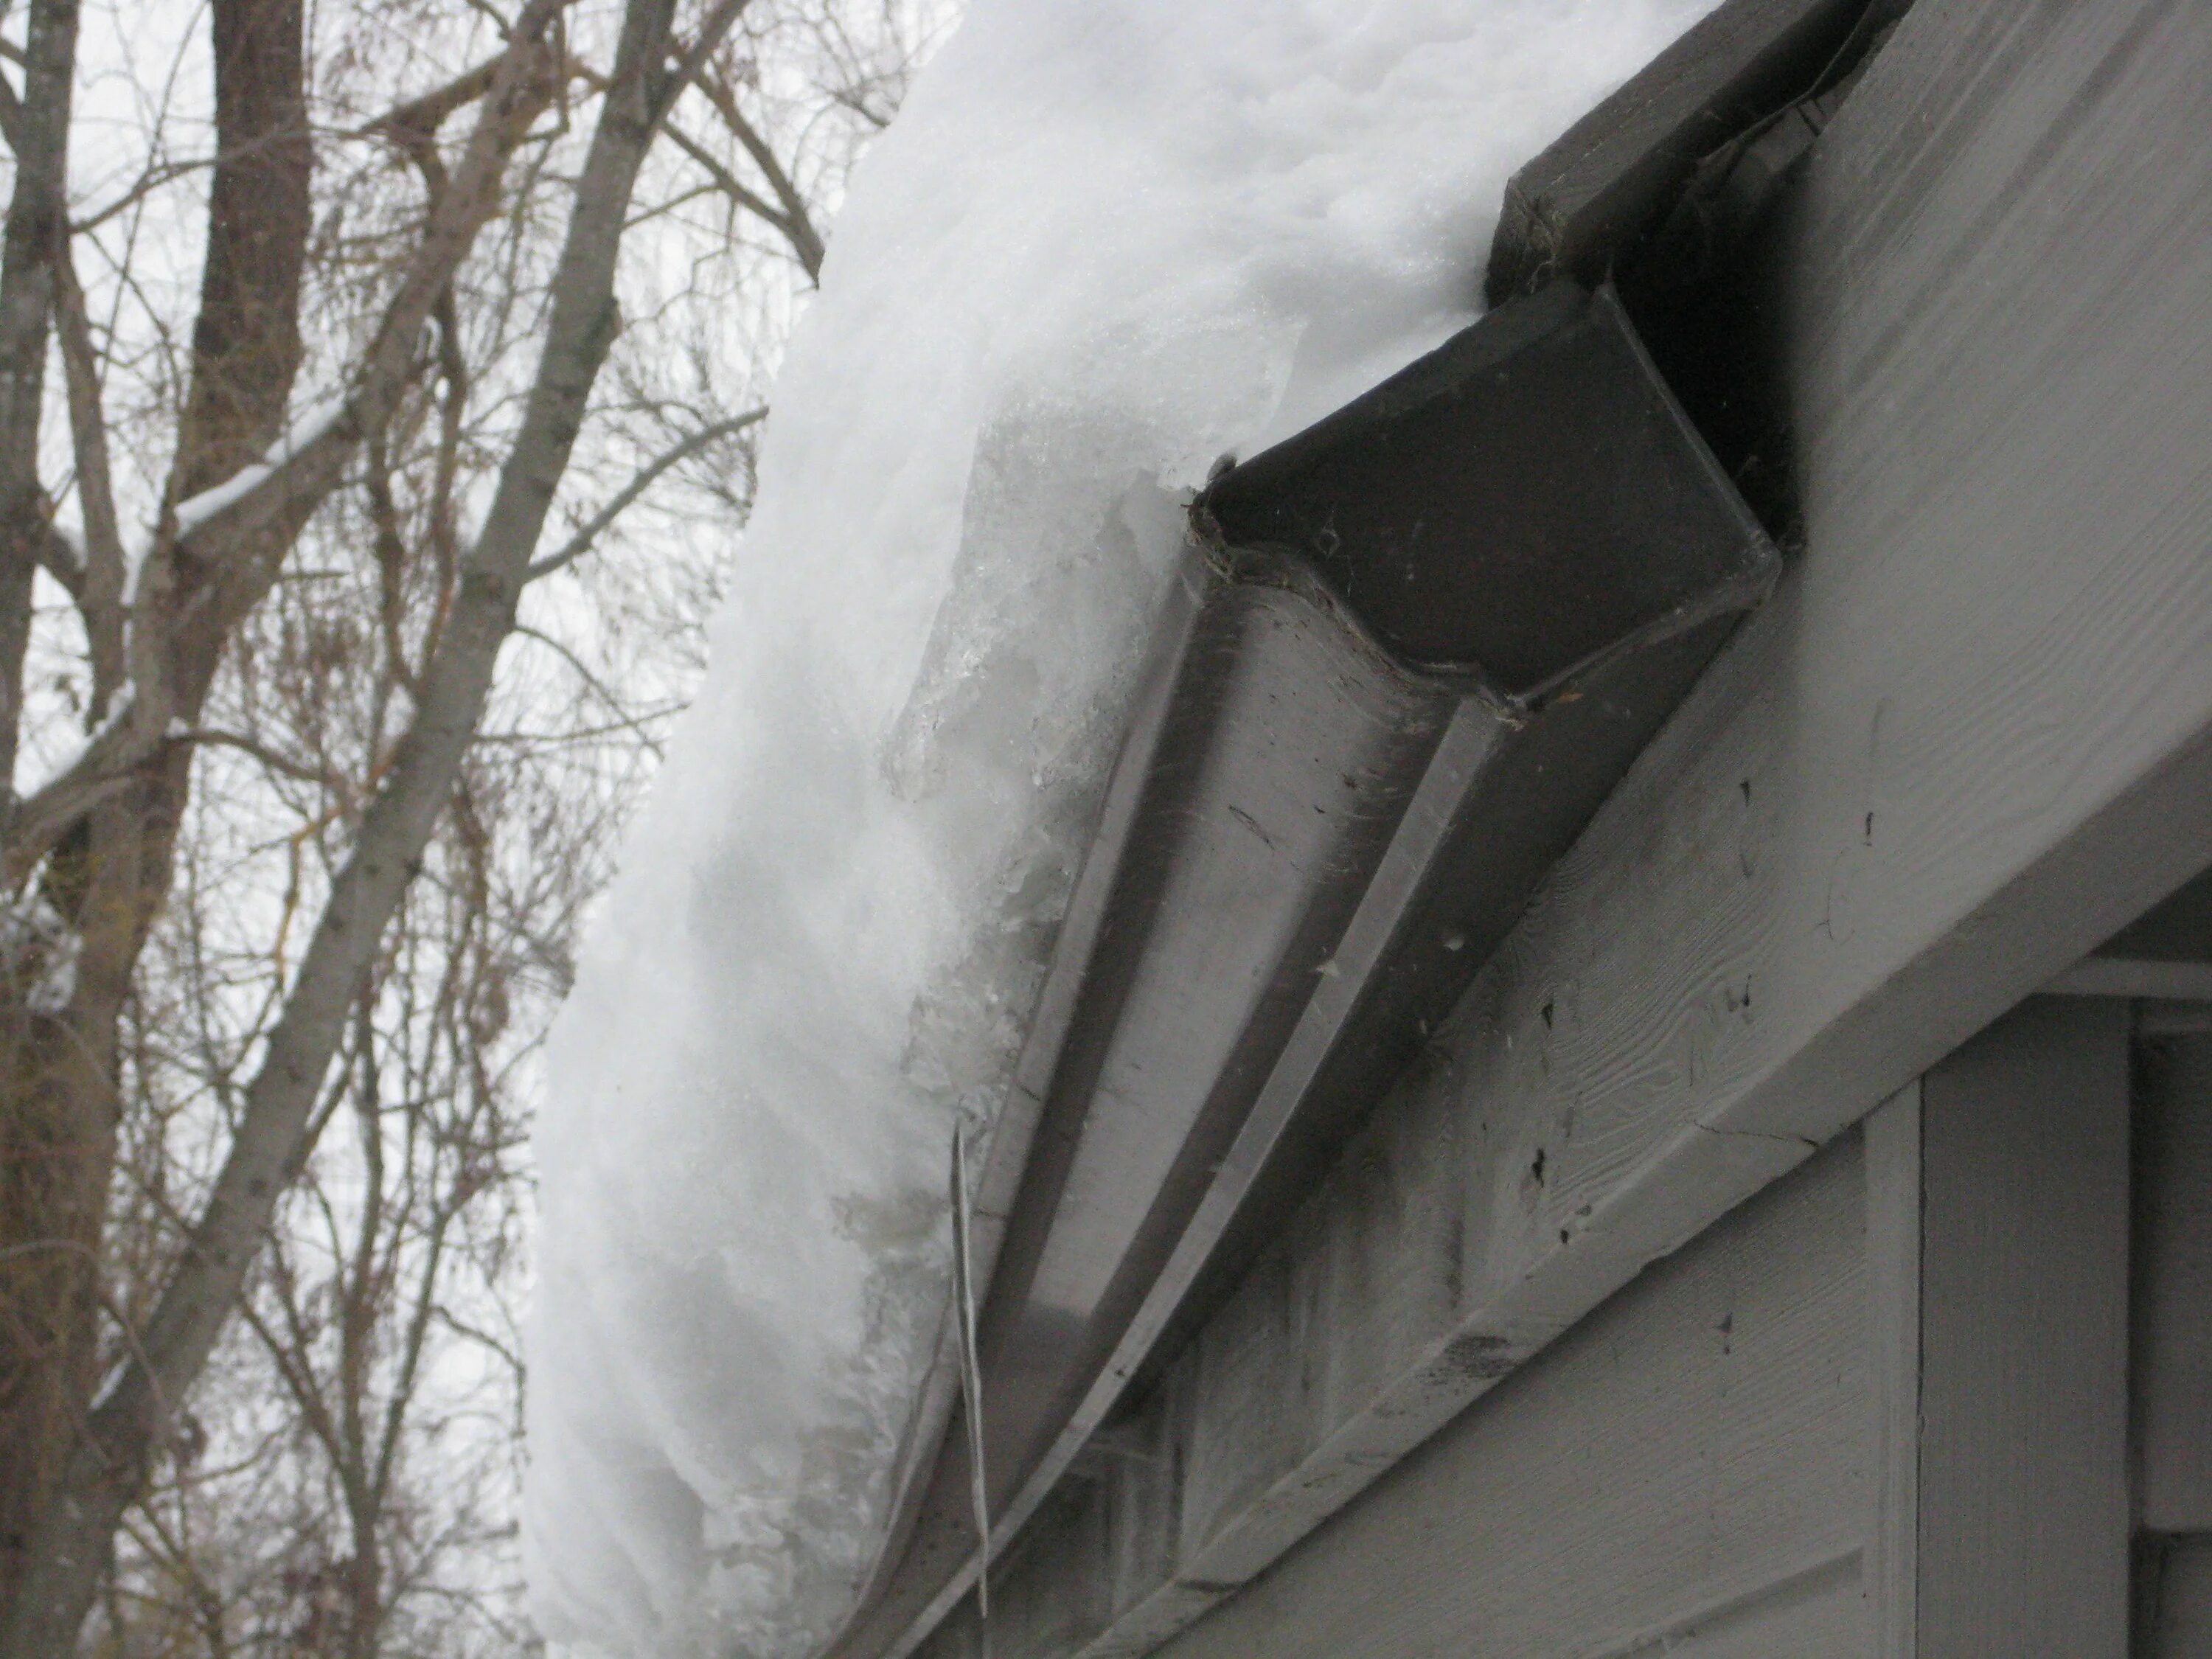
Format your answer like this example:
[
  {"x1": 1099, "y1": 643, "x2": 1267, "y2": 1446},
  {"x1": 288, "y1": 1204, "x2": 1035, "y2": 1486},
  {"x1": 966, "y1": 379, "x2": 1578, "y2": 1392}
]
[
  {"x1": 922, "y1": 2, "x2": 2212, "y2": 1653},
  {"x1": 2136, "y1": 1034, "x2": 2212, "y2": 1534},
  {"x1": 1148, "y1": 1139, "x2": 1866, "y2": 1659},
  {"x1": 1916, "y1": 997, "x2": 2131, "y2": 1656}
]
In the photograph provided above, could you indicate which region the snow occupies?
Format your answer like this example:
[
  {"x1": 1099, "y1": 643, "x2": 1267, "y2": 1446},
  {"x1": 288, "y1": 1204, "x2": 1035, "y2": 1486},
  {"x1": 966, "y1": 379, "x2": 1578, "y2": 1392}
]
[
  {"x1": 171, "y1": 392, "x2": 348, "y2": 539},
  {"x1": 523, "y1": 2, "x2": 1721, "y2": 1655},
  {"x1": 114, "y1": 393, "x2": 349, "y2": 606}
]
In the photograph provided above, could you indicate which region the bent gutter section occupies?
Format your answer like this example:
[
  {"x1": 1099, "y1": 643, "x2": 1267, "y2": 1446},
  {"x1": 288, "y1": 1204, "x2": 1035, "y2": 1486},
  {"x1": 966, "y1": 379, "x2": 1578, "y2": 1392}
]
[
  {"x1": 825, "y1": 280, "x2": 1777, "y2": 1659},
  {"x1": 823, "y1": 0, "x2": 1918, "y2": 1649}
]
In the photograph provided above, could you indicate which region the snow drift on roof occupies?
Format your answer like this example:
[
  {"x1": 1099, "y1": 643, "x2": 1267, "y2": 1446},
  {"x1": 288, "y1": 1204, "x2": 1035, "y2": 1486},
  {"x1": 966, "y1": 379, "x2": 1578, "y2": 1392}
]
[{"x1": 523, "y1": 2, "x2": 1720, "y2": 1655}]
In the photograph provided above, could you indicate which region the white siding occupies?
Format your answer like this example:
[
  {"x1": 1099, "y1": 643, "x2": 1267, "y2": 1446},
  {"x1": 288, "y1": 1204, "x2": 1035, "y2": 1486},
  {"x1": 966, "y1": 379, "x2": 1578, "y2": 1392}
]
[{"x1": 1150, "y1": 1136, "x2": 1867, "y2": 1659}]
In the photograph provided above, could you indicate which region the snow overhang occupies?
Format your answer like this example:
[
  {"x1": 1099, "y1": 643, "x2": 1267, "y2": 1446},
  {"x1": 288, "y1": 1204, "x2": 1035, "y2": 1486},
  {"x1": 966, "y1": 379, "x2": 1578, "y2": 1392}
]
[{"x1": 826, "y1": 1, "x2": 1912, "y2": 1655}]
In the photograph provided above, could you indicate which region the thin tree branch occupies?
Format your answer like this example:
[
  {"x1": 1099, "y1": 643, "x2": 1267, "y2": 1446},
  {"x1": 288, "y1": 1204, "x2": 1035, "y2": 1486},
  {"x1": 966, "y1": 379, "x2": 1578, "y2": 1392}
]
[
  {"x1": 0, "y1": 0, "x2": 80, "y2": 861},
  {"x1": 512, "y1": 625, "x2": 668, "y2": 758},
  {"x1": 356, "y1": 56, "x2": 504, "y2": 149},
  {"x1": 170, "y1": 726, "x2": 347, "y2": 791},
  {"x1": 524, "y1": 407, "x2": 762, "y2": 580},
  {"x1": 50, "y1": 240, "x2": 128, "y2": 709},
  {"x1": 690, "y1": 55, "x2": 824, "y2": 279},
  {"x1": 369, "y1": 1183, "x2": 454, "y2": 1522},
  {"x1": 661, "y1": 117, "x2": 795, "y2": 238}
]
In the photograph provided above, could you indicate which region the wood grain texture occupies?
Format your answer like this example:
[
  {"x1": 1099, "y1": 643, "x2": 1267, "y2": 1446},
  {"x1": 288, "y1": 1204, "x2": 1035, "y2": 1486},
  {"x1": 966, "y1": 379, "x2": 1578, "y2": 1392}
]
[
  {"x1": 1172, "y1": 1052, "x2": 1466, "y2": 1565},
  {"x1": 2136, "y1": 1035, "x2": 2212, "y2": 1533},
  {"x1": 1916, "y1": 997, "x2": 2131, "y2": 1658},
  {"x1": 917, "y1": 2, "x2": 2212, "y2": 1654},
  {"x1": 1149, "y1": 1138, "x2": 1866, "y2": 1659}
]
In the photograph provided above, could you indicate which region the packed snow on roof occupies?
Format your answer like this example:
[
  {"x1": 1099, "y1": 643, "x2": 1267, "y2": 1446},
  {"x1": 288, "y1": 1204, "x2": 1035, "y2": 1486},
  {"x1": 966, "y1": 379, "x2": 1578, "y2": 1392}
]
[{"x1": 523, "y1": 1, "x2": 1721, "y2": 1655}]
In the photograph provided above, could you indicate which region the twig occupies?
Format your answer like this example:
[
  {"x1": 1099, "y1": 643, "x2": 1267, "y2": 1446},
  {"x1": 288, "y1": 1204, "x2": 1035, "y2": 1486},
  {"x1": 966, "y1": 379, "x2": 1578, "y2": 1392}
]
[{"x1": 524, "y1": 407, "x2": 762, "y2": 580}]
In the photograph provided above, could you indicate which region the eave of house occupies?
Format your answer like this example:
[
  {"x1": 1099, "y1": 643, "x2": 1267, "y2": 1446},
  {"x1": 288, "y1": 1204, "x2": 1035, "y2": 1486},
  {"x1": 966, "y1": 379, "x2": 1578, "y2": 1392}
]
[{"x1": 821, "y1": 1, "x2": 1944, "y2": 1656}]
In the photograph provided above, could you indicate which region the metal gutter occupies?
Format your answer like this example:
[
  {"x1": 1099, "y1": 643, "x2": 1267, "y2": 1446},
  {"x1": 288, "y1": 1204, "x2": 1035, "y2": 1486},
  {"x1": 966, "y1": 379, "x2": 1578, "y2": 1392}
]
[
  {"x1": 1484, "y1": 0, "x2": 1910, "y2": 305},
  {"x1": 832, "y1": 0, "x2": 1902, "y2": 1610},
  {"x1": 825, "y1": 280, "x2": 1777, "y2": 1659},
  {"x1": 821, "y1": 1, "x2": 1933, "y2": 1649}
]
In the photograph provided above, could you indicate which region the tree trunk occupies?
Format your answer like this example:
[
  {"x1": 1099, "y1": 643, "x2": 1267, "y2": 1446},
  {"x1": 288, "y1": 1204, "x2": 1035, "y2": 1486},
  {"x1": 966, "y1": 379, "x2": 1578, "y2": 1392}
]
[
  {"x1": 0, "y1": 0, "x2": 75, "y2": 806},
  {"x1": 0, "y1": 0, "x2": 722, "y2": 1649},
  {"x1": 177, "y1": 0, "x2": 312, "y2": 497},
  {"x1": 1, "y1": 0, "x2": 307, "y2": 1627},
  {"x1": 0, "y1": 0, "x2": 87, "y2": 1610},
  {"x1": 0, "y1": 37, "x2": 568, "y2": 1611}
]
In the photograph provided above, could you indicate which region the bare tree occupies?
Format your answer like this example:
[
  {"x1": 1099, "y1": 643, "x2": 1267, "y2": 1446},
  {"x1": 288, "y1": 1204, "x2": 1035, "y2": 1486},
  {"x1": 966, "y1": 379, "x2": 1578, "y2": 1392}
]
[
  {"x1": 0, "y1": 0, "x2": 91, "y2": 1597},
  {"x1": 0, "y1": 0, "x2": 938, "y2": 1649}
]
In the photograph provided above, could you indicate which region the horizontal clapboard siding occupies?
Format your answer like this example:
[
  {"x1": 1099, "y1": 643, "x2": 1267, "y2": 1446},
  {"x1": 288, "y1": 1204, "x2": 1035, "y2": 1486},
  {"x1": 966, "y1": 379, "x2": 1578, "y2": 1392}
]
[{"x1": 1147, "y1": 1135, "x2": 1868, "y2": 1659}]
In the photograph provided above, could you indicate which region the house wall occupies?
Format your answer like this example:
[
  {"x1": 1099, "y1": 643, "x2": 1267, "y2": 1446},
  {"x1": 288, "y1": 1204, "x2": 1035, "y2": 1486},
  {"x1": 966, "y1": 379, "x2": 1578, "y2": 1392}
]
[
  {"x1": 1150, "y1": 1133, "x2": 1871, "y2": 1659},
  {"x1": 1124, "y1": 995, "x2": 2212, "y2": 1659},
  {"x1": 1138, "y1": 996, "x2": 2212, "y2": 1659},
  {"x1": 923, "y1": 989, "x2": 2212, "y2": 1659}
]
